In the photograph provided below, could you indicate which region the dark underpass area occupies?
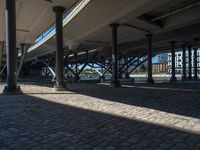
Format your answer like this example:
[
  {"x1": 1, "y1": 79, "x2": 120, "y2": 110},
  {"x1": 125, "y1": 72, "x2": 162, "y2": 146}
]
[{"x1": 0, "y1": 82, "x2": 200, "y2": 149}]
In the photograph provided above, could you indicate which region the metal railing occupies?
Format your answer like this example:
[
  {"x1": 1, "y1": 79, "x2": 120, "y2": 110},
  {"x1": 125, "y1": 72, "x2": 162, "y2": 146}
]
[{"x1": 32, "y1": 0, "x2": 91, "y2": 46}]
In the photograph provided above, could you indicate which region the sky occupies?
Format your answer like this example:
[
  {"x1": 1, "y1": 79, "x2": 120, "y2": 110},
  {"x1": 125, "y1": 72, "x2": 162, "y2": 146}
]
[{"x1": 153, "y1": 56, "x2": 158, "y2": 63}]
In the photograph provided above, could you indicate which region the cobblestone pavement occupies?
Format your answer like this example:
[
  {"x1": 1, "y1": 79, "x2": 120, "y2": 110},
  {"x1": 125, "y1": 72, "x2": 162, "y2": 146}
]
[{"x1": 0, "y1": 82, "x2": 200, "y2": 150}]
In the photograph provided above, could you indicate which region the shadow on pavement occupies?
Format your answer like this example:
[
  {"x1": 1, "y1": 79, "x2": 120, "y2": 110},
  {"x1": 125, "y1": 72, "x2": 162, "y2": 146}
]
[
  {"x1": 67, "y1": 83, "x2": 200, "y2": 119},
  {"x1": 0, "y1": 93, "x2": 199, "y2": 149}
]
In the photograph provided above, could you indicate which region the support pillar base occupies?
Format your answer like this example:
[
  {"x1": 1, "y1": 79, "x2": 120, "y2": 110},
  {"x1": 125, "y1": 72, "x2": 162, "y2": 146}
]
[
  {"x1": 99, "y1": 76, "x2": 105, "y2": 83},
  {"x1": 125, "y1": 74, "x2": 130, "y2": 79},
  {"x1": 181, "y1": 76, "x2": 187, "y2": 81},
  {"x1": 146, "y1": 78, "x2": 154, "y2": 84},
  {"x1": 187, "y1": 76, "x2": 193, "y2": 81},
  {"x1": 118, "y1": 74, "x2": 122, "y2": 79},
  {"x1": 74, "y1": 76, "x2": 80, "y2": 82},
  {"x1": 170, "y1": 77, "x2": 177, "y2": 82},
  {"x1": 2, "y1": 86, "x2": 22, "y2": 94},
  {"x1": 53, "y1": 85, "x2": 67, "y2": 91},
  {"x1": 110, "y1": 81, "x2": 121, "y2": 87},
  {"x1": 193, "y1": 76, "x2": 199, "y2": 80}
]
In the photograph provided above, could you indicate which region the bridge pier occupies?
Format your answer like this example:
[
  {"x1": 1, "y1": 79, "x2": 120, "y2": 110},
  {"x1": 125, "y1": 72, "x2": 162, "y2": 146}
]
[
  {"x1": 146, "y1": 34, "x2": 154, "y2": 84},
  {"x1": 170, "y1": 41, "x2": 177, "y2": 82},
  {"x1": 53, "y1": 6, "x2": 66, "y2": 91},
  {"x1": 181, "y1": 45, "x2": 187, "y2": 81},
  {"x1": 193, "y1": 47, "x2": 199, "y2": 80},
  {"x1": 3, "y1": 0, "x2": 21, "y2": 93},
  {"x1": 188, "y1": 46, "x2": 192, "y2": 80},
  {"x1": 110, "y1": 24, "x2": 121, "y2": 87},
  {"x1": 75, "y1": 53, "x2": 80, "y2": 82},
  {"x1": 0, "y1": 43, "x2": 3, "y2": 82}
]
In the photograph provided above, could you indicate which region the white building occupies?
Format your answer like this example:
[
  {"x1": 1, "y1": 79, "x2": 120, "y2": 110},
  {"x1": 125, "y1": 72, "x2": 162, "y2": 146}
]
[{"x1": 168, "y1": 49, "x2": 200, "y2": 74}]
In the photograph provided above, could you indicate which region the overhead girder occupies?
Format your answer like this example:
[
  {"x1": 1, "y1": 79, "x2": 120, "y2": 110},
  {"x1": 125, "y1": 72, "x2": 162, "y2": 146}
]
[{"x1": 117, "y1": 23, "x2": 200, "y2": 54}]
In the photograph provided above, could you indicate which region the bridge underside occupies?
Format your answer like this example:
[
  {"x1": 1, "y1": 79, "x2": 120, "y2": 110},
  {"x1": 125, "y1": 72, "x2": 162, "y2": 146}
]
[
  {"x1": 0, "y1": 0, "x2": 200, "y2": 91},
  {"x1": 25, "y1": 0, "x2": 200, "y2": 59}
]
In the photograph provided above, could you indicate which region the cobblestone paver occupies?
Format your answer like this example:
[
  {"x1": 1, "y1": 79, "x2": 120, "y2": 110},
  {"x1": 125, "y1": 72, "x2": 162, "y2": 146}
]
[{"x1": 0, "y1": 83, "x2": 200, "y2": 149}]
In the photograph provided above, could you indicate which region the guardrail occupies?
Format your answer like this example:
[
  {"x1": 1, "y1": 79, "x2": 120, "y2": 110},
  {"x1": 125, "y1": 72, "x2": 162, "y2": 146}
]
[{"x1": 29, "y1": 0, "x2": 91, "y2": 51}]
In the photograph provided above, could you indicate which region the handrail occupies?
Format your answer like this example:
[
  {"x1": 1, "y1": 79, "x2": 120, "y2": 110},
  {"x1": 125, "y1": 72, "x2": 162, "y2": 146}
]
[{"x1": 28, "y1": 0, "x2": 91, "y2": 52}]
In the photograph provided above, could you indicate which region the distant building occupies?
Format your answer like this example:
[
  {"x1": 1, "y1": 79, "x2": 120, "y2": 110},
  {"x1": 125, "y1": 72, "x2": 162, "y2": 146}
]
[
  {"x1": 168, "y1": 49, "x2": 200, "y2": 74},
  {"x1": 153, "y1": 63, "x2": 168, "y2": 73}
]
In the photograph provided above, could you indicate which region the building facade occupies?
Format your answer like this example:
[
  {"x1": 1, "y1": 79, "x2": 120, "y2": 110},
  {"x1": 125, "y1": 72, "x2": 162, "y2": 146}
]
[
  {"x1": 153, "y1": 63, "x2": 168, "y2": 73},
  {"x1": 168, "y1": 49, "x2": 200, "y2": 74}
]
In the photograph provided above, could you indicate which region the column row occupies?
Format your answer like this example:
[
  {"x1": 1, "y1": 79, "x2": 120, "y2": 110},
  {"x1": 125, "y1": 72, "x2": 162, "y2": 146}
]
[
  {"x1": 3, "y1": 0, "x2": 67, "y2": 93},
  {"x1": 170, "y1": 43, "x2": 199, "y2": 81}
]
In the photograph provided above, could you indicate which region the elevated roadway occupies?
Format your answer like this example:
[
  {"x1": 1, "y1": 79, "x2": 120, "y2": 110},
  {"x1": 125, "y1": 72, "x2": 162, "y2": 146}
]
[
  {"x1": 0, "y1": 0, "x2": 79, "y2": 44},
  {"x1": 24, "y1": 0, "x2": 200, "y2": 60}
]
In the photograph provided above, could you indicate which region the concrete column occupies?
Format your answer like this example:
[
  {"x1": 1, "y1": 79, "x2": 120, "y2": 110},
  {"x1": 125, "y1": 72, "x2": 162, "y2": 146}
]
[
  {"x1": 3, "y1": 0, "x2": 21, "y2": 93},
  {"x1": 110, "y1": 23, "x2": 120, "y2": 87},
  {"x1": 188, "y1": 46, "x2": 192, "y2": 80},
  {"x1": 146, "y1": 34, "x2": 154, "y2": 83},
  {"x1": 170, "y1": 41, "x2": 177, "y2": 82},
  {"x1": 193, "y1": 48, "x2": 198, "y2": 80},
  {"x1": 75, "y1": 53, "x2": 80, "y2": 81},
  {"x1": 0, "y1": 43, "x2": 3, "y2": 81},
  {"x1": 53, "y1": 6, "x2": 66, "y2": 91},
  {"x1": 181, "y1": 45, "x2": 187, "y2": 81},
  {"x1": 0, "y1": 42, "x2": 3, "y2": 73},
  {"x1": 100, "y1": 57, "x2": 105, "y2": 82}
]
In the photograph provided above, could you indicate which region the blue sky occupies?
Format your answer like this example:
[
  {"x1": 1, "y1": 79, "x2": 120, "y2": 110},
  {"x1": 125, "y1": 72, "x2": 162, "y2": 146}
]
[{"x1": 153, "y1": 55, "x2": 158, "y2": 63}]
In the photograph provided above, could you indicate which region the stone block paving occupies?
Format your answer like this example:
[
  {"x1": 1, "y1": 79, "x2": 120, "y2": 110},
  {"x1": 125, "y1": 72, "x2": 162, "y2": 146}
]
[{"x1": 0, "y1": 83, "x2": 200, "y2": 150}]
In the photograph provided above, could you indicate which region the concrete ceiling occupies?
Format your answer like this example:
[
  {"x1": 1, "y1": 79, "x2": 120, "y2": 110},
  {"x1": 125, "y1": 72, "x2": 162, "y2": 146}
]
[
  {"x1": 16, "y1": 0, "x2": 200, "y2": 60},
  {"x1": 0, "y1": 0, "x2": 79, "y2": 43}
]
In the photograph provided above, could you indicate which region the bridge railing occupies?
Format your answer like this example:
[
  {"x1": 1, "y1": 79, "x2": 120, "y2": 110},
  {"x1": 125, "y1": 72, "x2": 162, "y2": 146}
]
[{"x1": 29, "y1": 0, "x2": 91, "y2": 50}]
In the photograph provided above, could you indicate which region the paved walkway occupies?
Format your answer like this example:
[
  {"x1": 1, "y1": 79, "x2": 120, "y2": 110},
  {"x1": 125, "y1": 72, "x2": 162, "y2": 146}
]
[{"x1": 0, "y1": 83, "x2": 200, "y2": 150}]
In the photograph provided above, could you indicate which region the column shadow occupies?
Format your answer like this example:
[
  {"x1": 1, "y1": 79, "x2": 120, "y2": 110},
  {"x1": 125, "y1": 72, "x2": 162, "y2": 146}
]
[
  {"x1": 67, "y1": 82, "x2": 200, "y2": 119},
  {"x1": 0, "y1": 93, "x2": 199, "y2": 149}
]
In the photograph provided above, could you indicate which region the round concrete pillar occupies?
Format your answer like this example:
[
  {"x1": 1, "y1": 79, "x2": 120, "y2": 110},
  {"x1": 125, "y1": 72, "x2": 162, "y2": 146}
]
[
  {"x1": 181, "y1": 45, "x2": 187, "y2": 81},
  {"x1": 170, "y1": 41, "x2": 177, "y2": 82},
  {"x1": 53, "y1": 6, "x2": 67, "y2": 91},
  {"x1": 110, "y1": 23, "x2": 121, "y2": 87},
  {"x1": 146, "y1": 34, "x2": 154, "y2": 84},
  {"x1": 3, "y1": 0, "x2": 21, "y2": 93}
]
